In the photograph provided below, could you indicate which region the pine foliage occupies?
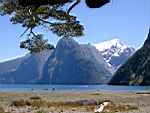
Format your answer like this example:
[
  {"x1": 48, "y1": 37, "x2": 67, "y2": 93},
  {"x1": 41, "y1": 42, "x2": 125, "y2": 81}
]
[{"x1": 0, "y1": 0, "x2": 84, "y2": 52}]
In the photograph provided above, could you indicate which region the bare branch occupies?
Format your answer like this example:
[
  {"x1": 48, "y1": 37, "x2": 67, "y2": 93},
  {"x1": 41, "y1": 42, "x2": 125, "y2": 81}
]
[
  {"x1": 67, "y1": 0, "x2": 81, "y2": 14},
  {"x1": 19, "y1": 27, "x2": 30, "y2": 37},
  {"x1": 38, "y1": 17, "x2": 52, "y2": 25},
  {"x1": 30, "y1": 28, "x2": 37, "y2": 37}
]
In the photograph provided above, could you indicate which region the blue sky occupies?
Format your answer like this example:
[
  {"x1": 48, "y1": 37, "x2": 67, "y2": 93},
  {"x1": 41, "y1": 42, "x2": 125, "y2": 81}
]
[{"x1": 0, "y1": 0, "x2": 150, "y2": 62}]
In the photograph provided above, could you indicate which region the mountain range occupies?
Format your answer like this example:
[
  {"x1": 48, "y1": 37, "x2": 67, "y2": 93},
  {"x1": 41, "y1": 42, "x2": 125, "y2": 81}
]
[
  {"x1": 109, "y1": 29, "x2": 150, "y2": 86},
  {"x1": 41, "y1": 38, "x2": 113, "y2": 84},
  {"x1": 0, "y1": 38, "x2": 135, "y2": 84},
  {"x1": 93, "y1": 38, "x2": 135, "y2": 69},
  {"x1": 0, "y1": 38, "x2": 114, "y2": 84},
  {"x1": 0, "y1": 50, "x2": 52, "y2": 84}
]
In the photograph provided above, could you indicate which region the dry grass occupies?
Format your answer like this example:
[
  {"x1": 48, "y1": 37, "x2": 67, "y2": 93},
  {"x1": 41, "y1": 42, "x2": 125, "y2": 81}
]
[
  {"x1": 0, "y1": 91, "x2": 144, "y2": 113},
  {"x1": 0, "y1": 106, "x2": 11, "y2": 113},
  {"x1": 103, "y1": 103, "x2": 138, "y2": 112},
  {"x1": 11, "y1": 98, "x2": 96, "y2": 111},
  {"x1": 35, "y1": 110, "x2": 48, "y2": 113},
  {"x1": 10, "y1": 97, "x2": 138, "y2": 112},
  {"x1": 29, "y1": 96, "x2": 42, "y2": 100},
  {"x1": 90, "y1": 92, "x2": 102, "y2": 96},
  {"x1": 0, "y1": 106, "x2": 5, "y2": 113}
]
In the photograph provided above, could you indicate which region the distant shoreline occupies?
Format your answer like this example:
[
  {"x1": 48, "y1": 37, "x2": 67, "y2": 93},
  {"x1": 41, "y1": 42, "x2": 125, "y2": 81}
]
[{"x1": 0, "y1": 84, "x2": 150, "y2": 93}]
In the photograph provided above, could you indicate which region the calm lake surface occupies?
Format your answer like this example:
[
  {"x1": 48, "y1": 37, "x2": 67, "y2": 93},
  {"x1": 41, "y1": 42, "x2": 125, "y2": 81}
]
[{"x1": 0, "y1": 84, "x2": 150, "y2": 92}]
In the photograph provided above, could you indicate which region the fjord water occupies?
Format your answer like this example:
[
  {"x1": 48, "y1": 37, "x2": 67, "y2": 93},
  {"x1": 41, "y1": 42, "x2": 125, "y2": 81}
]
[{"x1": 0, "y1": 84, "x2": 150, "y2": 92}]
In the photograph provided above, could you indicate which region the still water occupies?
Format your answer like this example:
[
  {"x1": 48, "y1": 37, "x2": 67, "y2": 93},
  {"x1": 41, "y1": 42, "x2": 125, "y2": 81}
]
[{"x1": 0, "y1": 84, "x2": 150, "y2": 92}]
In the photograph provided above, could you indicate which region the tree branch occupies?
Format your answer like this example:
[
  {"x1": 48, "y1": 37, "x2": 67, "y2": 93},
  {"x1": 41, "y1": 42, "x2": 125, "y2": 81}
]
[
  {"x1": 30, "y1": 28, "x2": 38, "y2": 37},
  {"x1": 38, "y1": 17, "x2": 52, "y2": 25},
  {"x1": 18, "y1": 0, "x2": 71, "y2": 7},
  {"x1": 67, "y1": 0, "x2": 81, "y2": 14},
  {"x1": 19, "y1": 27, "x2": 30, "y2": 37}
]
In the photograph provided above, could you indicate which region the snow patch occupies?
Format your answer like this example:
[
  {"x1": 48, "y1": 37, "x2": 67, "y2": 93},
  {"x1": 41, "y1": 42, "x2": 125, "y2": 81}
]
[{"x1": 93, "y1": 38, "x2": 128, "y2": 52}]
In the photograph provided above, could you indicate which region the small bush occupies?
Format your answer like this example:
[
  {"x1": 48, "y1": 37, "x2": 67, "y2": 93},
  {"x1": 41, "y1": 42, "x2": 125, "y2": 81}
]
[
  {"x1": 91, "y1": 92, "x2": 102, "y2": 96},
  {"x1": 11, "y1": 99, "x2": 47, "y2": 108},
  {"x1": 0, "y1": 107, "x2": 5, "y2": 113},
  {"x1": 11, "y1": 99, "x2": 27, "y2": 107},
  {"x1": 29, "y1": 96, "x2": 41, "y2": 100},
  {"x1": 35, "y1": 110, "x2": 47, "y2": 113}
]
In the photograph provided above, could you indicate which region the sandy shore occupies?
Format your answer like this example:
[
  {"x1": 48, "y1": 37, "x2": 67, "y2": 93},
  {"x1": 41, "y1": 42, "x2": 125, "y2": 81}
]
[{"x1": 0, "y1": 91, "x2": 150, "y2": 113}]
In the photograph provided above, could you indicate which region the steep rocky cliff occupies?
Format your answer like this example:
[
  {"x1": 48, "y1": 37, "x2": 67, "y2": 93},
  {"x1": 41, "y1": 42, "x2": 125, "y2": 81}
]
[
  {"x1": 109, "y1": 29, "x2": 150, "y2": 85},
  {"x1": 42, "y1": 38, "x2": 113, "y2": 84}
]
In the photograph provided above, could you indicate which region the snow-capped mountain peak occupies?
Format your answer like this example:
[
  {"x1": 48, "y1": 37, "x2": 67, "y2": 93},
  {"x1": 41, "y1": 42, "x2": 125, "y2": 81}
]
[
  {"x1": 93, "y1": 38, "x2": 135, "y2": 70},
  {"x1": 93, "y1": 38, "x2": 128, "y2": 52}
]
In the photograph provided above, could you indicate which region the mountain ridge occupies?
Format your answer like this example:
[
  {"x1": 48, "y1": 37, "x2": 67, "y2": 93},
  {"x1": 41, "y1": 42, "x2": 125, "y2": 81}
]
[
  {"x1": 0, "y1": 38, "x2": 113, "y2": 84},
  {"x1": 0, "y1": 50, "x2": 53, "y2": 84},
  {"x1": 42, "y1": 38, "x2": 113, "y2": 84},
  {"x1": 93, "y1": 38, "x2": 135, "y2": 69},
  {"x1": 109, "y1": 29, "x2": 150, "y2": 86}
]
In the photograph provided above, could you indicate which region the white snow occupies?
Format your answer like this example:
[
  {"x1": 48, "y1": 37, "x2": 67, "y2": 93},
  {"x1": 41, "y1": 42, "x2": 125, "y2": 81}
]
[
  {"x1": 92, "y1": 38, "x2": 135, "y2": 69},
  {"x1": 93, "y1": 38, "x2": 128, "y2": 52}
]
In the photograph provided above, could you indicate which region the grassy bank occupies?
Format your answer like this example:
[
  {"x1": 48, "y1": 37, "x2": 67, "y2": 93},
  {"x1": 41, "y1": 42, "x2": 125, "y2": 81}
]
[{"x1": 0, "y1": 91, "x2": 149, "y2": 113}]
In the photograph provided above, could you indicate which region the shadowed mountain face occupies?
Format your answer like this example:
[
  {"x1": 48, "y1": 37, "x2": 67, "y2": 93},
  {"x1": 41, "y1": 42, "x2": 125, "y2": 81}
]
[
  {"x1": 0, "y1": 50, "x2": 52, "y2": 84},
  {"x1": 42, "y1": 38, "x2": 113, "y2": 84},
  {"x1": 109, "y1": 29, "x2": 150, "y2": 86},
  {"x1": 0, "y1": 38, "x2": 113, "y2": 84}
]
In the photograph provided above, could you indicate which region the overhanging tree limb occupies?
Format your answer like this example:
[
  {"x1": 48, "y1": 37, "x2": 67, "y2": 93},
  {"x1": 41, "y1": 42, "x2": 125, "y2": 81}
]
[
  {"x1": 67, "y1": 0, "x2": 80, "y2": 14},
  {"x1": 0, "y1": 0, "x2": 110, "y2": 52},
  {"x1": 18, "y1": 0, "x2": 72, "y2": 7}
]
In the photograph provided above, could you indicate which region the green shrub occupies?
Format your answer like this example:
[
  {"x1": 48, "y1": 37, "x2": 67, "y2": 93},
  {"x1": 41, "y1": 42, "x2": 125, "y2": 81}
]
[{"x1": 35, "y1": 110, "x2": 47, "y2": 113}]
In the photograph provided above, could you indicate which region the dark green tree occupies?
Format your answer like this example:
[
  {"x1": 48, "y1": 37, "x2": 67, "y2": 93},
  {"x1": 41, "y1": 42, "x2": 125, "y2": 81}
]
[
  {"x1": 0, "y1": 0, "x2": 84, "y2": 52},
  {"x1": 20, "y1": 34, "x2": 54, "y2": 53},
  {"x1": 0, "y1": 0, "x2": 110, "y2": 52}
]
